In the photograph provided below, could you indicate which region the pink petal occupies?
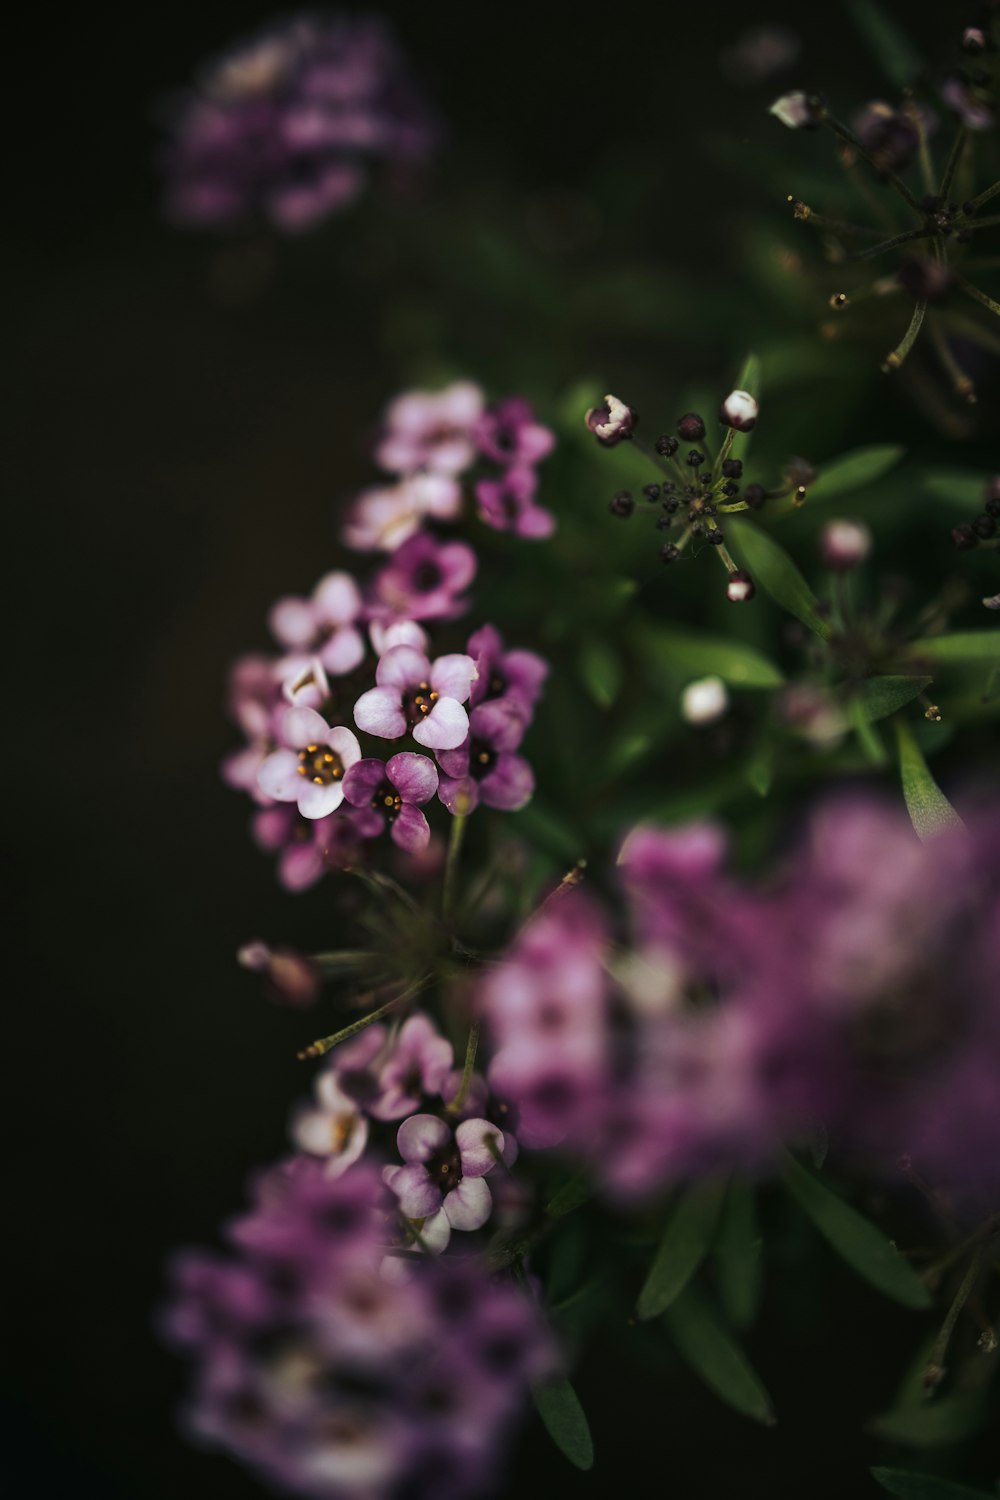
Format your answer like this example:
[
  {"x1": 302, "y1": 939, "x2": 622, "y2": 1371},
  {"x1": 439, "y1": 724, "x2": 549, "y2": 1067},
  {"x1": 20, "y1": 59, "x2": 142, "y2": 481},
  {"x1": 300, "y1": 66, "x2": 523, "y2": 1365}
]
[
  {"x1": 456, "y1": 1119, "x2": 504, "y2": 1177},
  {"x1": 412, "y1": 697, "x2": 469, "y2": 751},
  {"x1": 438, "y1": 776, "x2": 479, "y2": 816},
  {"x1": 354, "y1": 686, "x2": 407, "y2": 739},
  {"x1": 371, "y1": 619, "x2": 428, "y2": 656},
  {"x1": 391, "y1": 804, "x2": 431, "y2": 853},
  {"x1": 319, "y1": 626, "x2": 365, "y2": 676},
  {"x1": 313, "y1": 571, "x2": 361, "y2": 624},
  {"x1": 268, "y1": 597, "x2": 315, "y2": 649},
  {"x1": 375, "y1": 644, "x2": 430, "y2": 690},
  {"x1": 392, "y1": 1164, "x2": 442, "y2": 1219},
  {"x1": 429, "y1": 653, "x2": 478, "y2": 703},
  {"x1": 443, "y1": 1177, "x2": 492, "y2": 1231},
  {"x1": 282, "y1": 704, "x2": 332, "y2": 749},
  {"x1": 387, "y1": 752, "x2": 439, "y2": 804},
  {"x1": 257, "y1": 748, "x2": 302, "y2": 802},
  {"x1": 397, "y1": 1113, "x2": 450, "y2": 1163},
  {"x1": 297, "y1": 780, "x2": 345, "y2": 820},
  {"x1": 326, "y1": 726, "x2": 362, "y2": 767},
  {"x1": 343, "y1": 758, "x2": 387, "y2": 807}
]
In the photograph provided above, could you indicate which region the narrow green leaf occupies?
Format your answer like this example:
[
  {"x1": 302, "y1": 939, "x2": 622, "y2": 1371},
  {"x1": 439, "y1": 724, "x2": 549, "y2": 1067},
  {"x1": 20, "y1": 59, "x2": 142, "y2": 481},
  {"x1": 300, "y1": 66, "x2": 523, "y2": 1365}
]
[
  {"x1": 906, "y1": 633, "x2": 1000, "y2": 666},
  {"x1": 664, "y1": 1286, "x2": 775, "y2": 1425},
  {"x1": 729, "y1": 521, "x2": 832, "y2": 639},
  {"x1": 895, "y1": 722, "x2": 965, "y2": 843},
  {"x1": 855, "y1": 676, "x2": 933, "y2": 723},
  {"x1": 781, "y1": 1153, "x2": 932, "y2": 1309},
  {"x1": 808, "y1": 443, "x2": 906, "y2": 502},
  {"x1": 579, "y1": 636, "x2": 623, "y2": 709},
  {"x1": 850, "y1": 697, "x2": 888, "y2": 766},
  {"x1": 872, "y1": 1390, "x2": 989, "y2": 1448},
  {"x1": 637, "y1": 1180, "x2": 726, "y2": 1320},
  {"x1": 714, "y1": 1181, "x2": 763, "y2": 1331},
  {"x1": 643, "y1": 625, "x2": 784, "y2": 688},
  {"x1": 745, "y1": 744, "x2": 774, "y2": 798},
  {"x1": 872, "y1": 1467, "x2": 996, "y2": 1500},
  {"x1": 546, "y1": 1173, "x2": 592, "y2": 1218},
  {"x1": 920, "y1": 472, "x2": 988, "y2": 510},
  {"x1": 847, "y1": 0, "x2": 923, "y2": 88},
  {"x1": 531, "y1": 1378, "x2": 594, "y2": 1470}
]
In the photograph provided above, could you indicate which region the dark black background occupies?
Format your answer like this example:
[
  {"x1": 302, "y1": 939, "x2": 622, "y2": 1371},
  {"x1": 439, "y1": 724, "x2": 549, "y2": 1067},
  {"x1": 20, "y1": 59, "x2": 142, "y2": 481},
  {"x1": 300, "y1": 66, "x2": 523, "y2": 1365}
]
[{"x1": 7, "y1": 2, "x2": 992, "y2": 1497}]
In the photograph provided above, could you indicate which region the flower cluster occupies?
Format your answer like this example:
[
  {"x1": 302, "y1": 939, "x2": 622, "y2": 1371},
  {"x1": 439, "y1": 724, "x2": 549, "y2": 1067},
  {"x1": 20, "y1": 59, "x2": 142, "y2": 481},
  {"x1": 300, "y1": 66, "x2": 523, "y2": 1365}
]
[
  {"x1": 222, "y1": 384, "x2": 550, "y2": 887},
  {"x1": 160, "y1": 14, "x2": 438, "y2": 230},
  {"x1": 951, "y1": 475, "x2": 999, "y2": 607},
  {"x1": 163, "y1": 1157, "x2": 554, "y2": 1500}
]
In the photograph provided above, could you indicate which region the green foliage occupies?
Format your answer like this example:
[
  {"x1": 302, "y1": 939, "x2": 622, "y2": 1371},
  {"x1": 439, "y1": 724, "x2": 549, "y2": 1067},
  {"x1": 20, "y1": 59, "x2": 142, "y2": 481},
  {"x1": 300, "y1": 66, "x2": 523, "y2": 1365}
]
[
  {"x1": 531, "y1": 1378, "x2": 595, "y2": 1470},
  {"x1": 642, "y1": 625, "x2": 784, "y2": 688},
  {"x1": 579, "y1": 635, "x2": 624, "y2": 709},
  {"x1": 714, "y1": 1182, "x2": 764, "y2": 1331},
  {"x1": 846, "y1": 0, "x2": 924, "y2": 89},
  {"x1": 854, "y1": 676, "x2": 933, "y2": 723},
  {"x1": 895, "y1": 722, "x2": 965, "y2": 843},
  {"x1": 729, "y1": 521, "x2": 832, "y2": 639},
  {"x1": 872, "y1": 1469, "x2": 996, "y2": 1500},
  {"x1": 906, "y1": 634, "x2": 1000, "y2": 666},
  {"x1": 781, "y1": 1154, "x2": 932, "y2": 1309},
  {"x1": 807, "y1": 444, "x2": 906, "y2": 503},
  {"x1": 663, "y1": 1286, "x2": 775, "y2": 1425},
  {"x1": 637, "y1": 1180, "x2": 726, "y2": 1321}
]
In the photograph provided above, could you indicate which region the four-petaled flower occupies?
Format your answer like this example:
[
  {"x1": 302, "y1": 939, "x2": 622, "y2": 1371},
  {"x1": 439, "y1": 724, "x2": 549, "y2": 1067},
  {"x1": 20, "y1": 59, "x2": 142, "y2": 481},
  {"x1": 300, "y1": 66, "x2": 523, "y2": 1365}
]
[
  {"x1": 353, "y1": 644, "x2": 478, "y2": 750},
  {"x1": 384, "y1": 1113, "x2": 504, "y2": 1230},
  {"x1": 257, "y1": 706, "x2": 362, "y2": 819},
  {"x1": 342, "y1": 751, "x2": 439, "y2": 851}
]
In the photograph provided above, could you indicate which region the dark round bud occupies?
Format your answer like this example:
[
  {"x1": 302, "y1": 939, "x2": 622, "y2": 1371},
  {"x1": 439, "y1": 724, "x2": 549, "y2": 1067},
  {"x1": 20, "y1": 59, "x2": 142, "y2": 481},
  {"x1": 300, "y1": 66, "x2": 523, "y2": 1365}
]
[
  {"x1": 985, "y1": 477, "x2": 1000, "y2": 504},
  {"x1": 609, "y1": 490, "x2": 634, "y2": 517},
  {"x1": 686, "y1": 449, "x2": 705, "y2": 467},
  {"x1": 642, "y1": 483, "x2": 661, "y2": 500},
  {"x1": 663, "y1": 497, "x2": 679, "y2": 514},
  {"x1": 656, "y1": 516, "x2": 674, "y2": 530},
  {"x1": 898, "y1": 257, "x2": 955, "y2": 304},
  {"x1": 952, "y1": 524, "x2": 977, "y2": 550},
  {"x1": 855, "y1": 102, "x2": 921, "y2": 175},
  {"x1": 690, "y1": 522, "x2": 705, "y2": 539},
  {"x1": 726, "y1": 569, "x2": 755, "y2": 603},
  {"x1": 702, "y1": 504, "x2": 716, "y2": 518},
  {"x1": 721, "y1": 458, "x2": 743, "y2": 479},
  {"x1": 677, "y1": 413, "x2": 706, "y2": 442},
  {"x1": 655, "y1": 435, "x2": 679, "y2": 457},
  {"x1": 921, "y1": 193, "x2": 944, "y2": 214},
  {"x1": 706, "y1": 528, "x2": 725, "y2": 545},
  {"x1": 985, "y1": 496, "x2": 1000, "y2": 518},
  {"x1": 721, "y1": 481, "x2": 739, "y2": 497},
  {"x1": 660, "y1": 543, "x2": 680, "y2": 564},
  {"x1": 972, "y1": 513, "x2": 997, "y2": 539},
  {"x1": 744, "y1": 483, "x2": 767, "y2": 510},
  {"x1": 662, "y1": 481, "x2": 677, "y2": 494},
  {"x1": 698, "y1": 472, "x2": 712, "y2": 485}
]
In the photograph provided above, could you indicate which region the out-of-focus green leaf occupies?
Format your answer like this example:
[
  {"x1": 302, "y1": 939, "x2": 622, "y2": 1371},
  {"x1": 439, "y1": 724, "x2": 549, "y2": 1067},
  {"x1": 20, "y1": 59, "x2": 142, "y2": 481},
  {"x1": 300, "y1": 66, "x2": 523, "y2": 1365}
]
[
  {"x1": 714, "y1": 1181, "x2": 763, "y2": 1331},
  {"x1": 664, "y1": 1286, "x2": 775, "y2": 1425},
  {"x1": 579, "y1": 636, "x2": 623, "y2": 709},
  {"x1": 643, "y1": 625, "x2": 784, "y2": 688},
  {"x1": 511, "y1": 802, "x2": 583, "y2": 861},
  {"x1": 871, "y1": 1468, "x2": 996, "y2": 1500},
  {"x1": 546, "y1": 1173, "x2": 592, "y2": 1218},
  {"x1": 850, "y1": 698, "x2": 888, "y2": 766},
  {"x1": 847, "y1": 0, "x2": 924, "y2": 88},
  {"x1": 637, "y1": 1180, "x2": 726, "y2": 1320},
  {"x1": 920, "y1": 472, "x2": 988, "y2": 510},
  {"x1": 895, "y1": 722, "x2": 965, "y2": 843},
  {"x1": 781, "y1": 1153, "x2": 932, "y2": 1309},
  {"x1": 531, "y1": 1378, "x2": 594, "y2": 1470},
  {"x1": 906, "y1": 633, "x2": 1000, "y2": 666},
  {"x1": 872, "y1": 1390, "x2": 989, "y2": 1448},
  {"x1": 745, "y1": 744, "x2": 774, "y2": 798},
  {"x1": 729, "y1": 522, "x2": 832, "y2": 639},
  {"x1": 855, "y1": 675, "x2": 933, "y2": 723},
  {"x1": 807, "y1": 443, "x2": 906, "y2": 502}
]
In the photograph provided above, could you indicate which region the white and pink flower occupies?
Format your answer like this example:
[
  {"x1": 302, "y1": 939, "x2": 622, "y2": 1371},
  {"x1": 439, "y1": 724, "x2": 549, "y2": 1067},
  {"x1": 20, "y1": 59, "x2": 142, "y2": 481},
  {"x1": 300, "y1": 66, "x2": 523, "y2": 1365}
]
[
  {"x1": 257, "y1": 705, "x2": 362, "y2": 819},
  {"x1": 353, "y1": 644, "x2": 477, "y2": 751}
]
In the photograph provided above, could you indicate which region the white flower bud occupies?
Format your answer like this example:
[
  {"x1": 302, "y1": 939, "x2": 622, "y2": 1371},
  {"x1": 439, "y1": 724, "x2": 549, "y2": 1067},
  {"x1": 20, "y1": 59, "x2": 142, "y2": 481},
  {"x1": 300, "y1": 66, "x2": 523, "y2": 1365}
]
[
  {"x1": 820, "y1": 519, "x2": 872, "y2": 571},
  {"x1": 769, "y1": 91, "x2": 816, "y2": 129},
  {"x1": 681, "y1": 676, "x2": 729, "y2": 725},
  {"x1": 720, "y1": 389, "x2": 759, "y2": 432},
  {"x1": 585, "y1": 394, "x2": 636, "y2": 446}
]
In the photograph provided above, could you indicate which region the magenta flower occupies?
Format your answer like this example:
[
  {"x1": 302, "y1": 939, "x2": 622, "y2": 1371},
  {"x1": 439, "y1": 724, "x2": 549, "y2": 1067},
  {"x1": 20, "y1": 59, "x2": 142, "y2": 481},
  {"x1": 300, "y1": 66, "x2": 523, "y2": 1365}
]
[
  {"x1": 353, "y1": 643, "x2": 477, "y2": 750},
  {"x1": 437, "y1": 700, "x2": 535, "y2": 814},
  {"x1": 467, "y1": 623, "x2": 549, "y2": 714},
  {"x1": 341, "y1": 474, "x2": 462, "y2": 553},
  {"x1": 385, "y1": 1114, "x2": 503, "y2": 1230},
  {"x1": 290, "y1": 1073, "x2": 369, "y2": 1175},
  {"x1": 257, "y1": 705, "x2": 362, "y2": 819},
  {"x1": 342, "y1": 751, "x2": 438, "y2": 851},
  {"x1": 368, "y1": 1013, "x2": 454, "y2": 1120},
  {"x1": 251, "y1": 804, "x2": 369, "y2": 889},
  {"x1": 375, "y1": 380, "x2": 484, "y2": 475},
  {"x1": 370, "y1": 532, "x2": 477, "y2": 621},
  {"x1": 473, "y1": 395, "x2": 555, "y2": 468},
  {"x1": 267, "y1": 570, "x2": 365, "y2": 675},
  {"x1": 474, "y1": 467, "x2": 555, "y2": 539}
]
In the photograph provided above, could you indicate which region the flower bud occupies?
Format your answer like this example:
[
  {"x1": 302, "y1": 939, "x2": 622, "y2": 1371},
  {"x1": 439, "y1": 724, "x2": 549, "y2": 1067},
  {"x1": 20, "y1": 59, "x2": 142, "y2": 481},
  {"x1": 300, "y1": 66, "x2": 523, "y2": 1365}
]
[
  {"x1": 972, "y1": 513, "x2": 997, "y2": 539},
  {"x1": 983, "y1": 593, "x2": 1000, "y2": 611},
  {"x1": 962, "y1": 27, "x2": 987, "y2": 54},
  {"x1": 821, "y1": 519, "x2": 872, "y2": 571},
  {"x1": 237, "y1": 942, "x2": 321, "y2": 1007},
  {"x1": 609, "y1": 490, "x2": 634, "y2": 517},
  {"x1": 898, "y1": 257, "x2": 955, "y2": 305},
  {"x1": 743, "y1": 483, "x2": 767, "y2": 510},
  {"x1": 681, "y1": 676, "x2": 729, "y2": 725},
  {"x1": 676, "y1": 412, "x2": 705, "y2": 442},
  {"x1": 769, "y1": 91, "x2": 819, "y2": 129},
  {"x1": 660, "y1": 543, "x2": 680, "y2": 563},
  {"x1": 726, "y1": 569, "x2": 755, "y2": 602},
  {"x1": 951, "y1": 524, "x2": 977, "y2": 550},
  {"x1": 719, "y1": 389, "x2": 759, "y2": 432},
  {"x1": 721, "y1": 458, "x2": 743, "y2": 479},
  {"x1": 585, "y1": 394, "x2": 636, "y2": 446},
  {"x1": 655, "y1": 434, "x2": 679, "y2": 457}
]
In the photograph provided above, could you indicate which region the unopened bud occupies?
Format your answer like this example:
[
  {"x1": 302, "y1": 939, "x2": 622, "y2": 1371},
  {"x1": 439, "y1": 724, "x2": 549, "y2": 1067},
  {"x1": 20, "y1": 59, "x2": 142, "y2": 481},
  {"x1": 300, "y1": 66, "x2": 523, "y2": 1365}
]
[
  {"x1": 237, "y1": 942, "x2": 321, "y2": 1008},
  {"x1": 681, "y1": 676, "x2": 729, "y2": 725},
  {"x1": 770, "y1": 91, "x2": 820, "y2": 129},
  {"x1": 726, "y1": 569, "x2": 756, "y2": 602},
  {"x1": 677, "y1": 412, "x2": 706, "y2": 442},
  {"x1": 720, "y1": 389, "x2": 759, "y2": 432},
  {"x1": 821, "y1": 519, "x2": 872, "y2": 571},
  {"x1": 585, "y1": 394, "x2": 636, "y2": 445}
]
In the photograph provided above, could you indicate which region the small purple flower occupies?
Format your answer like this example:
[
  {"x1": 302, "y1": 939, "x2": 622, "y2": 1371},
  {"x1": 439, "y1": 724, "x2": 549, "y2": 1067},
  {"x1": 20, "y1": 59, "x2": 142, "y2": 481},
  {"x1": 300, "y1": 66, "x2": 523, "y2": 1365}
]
[
  {"x1": 369, "y1": 1014, "x2": 454, "y2": 1121},
  {"x1": 474, "y1": 467, "x2": 555, "y2": 539},
  {"x1": 473, "y1": 395, "x2": 555, "y2": 469},
  {"x1": 341, "y1": 474, "x2": 462, "y2": 553},
  {"x1": 290, "y1": 1073, "x2": 369, "y2": 1174},
  {"x1": 370, "y1": 532, "x2": 478, "y2": 622},
  {"x1": 436, "y1": 700, "x2": 535, "y2": 814},
  {"x1": 267, "y1": 570, "x2": 365, "y2": 675},
  {"x1": 584, "y1": 393, "x2": 636, "y2": 445},
  {"x1": 353, "y1": 644, "x2": 477, "y2": 750},
  {"x1": 385, "y1": 1113, "x2": 503, "y2": 1230},
  {"x1": 251, "y1": 804, "x2": 369, "y2": 889},
  {"x1": 467, "y1": 624, "x2": 549, "y2": 714},
  {"x1": 237, "y1": 942, "x2": 321, "y2": 1007},
  {"x1": 342, "y1": 752, "x2": 438, "y2": 852},
  {"x1": 257, "y1": 705, "x2": 362, "y2": 819},
  {"x1": 375, "y1": 381, "x2": 484, "y2": 476}
]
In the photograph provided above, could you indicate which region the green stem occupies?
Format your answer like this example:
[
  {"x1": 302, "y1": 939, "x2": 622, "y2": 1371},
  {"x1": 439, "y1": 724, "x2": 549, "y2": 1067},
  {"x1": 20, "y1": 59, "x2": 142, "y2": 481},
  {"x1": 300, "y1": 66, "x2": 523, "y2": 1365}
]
[
  {"x1": 882, "y1": 298, "x2": 928, "y2": 370},
  {"x1": 956, "y1": 272, "x2": 1000, "y2": 318},
  {"x1": 926, "y1": 315, "x2": 977, "y2": 403},
  {"x1": 447, "y1": 1019, "x2": 481, "y2": 1113},
  {"x1": 962, "y1": 211, "x2": 1000, "y2": 229},
  {"x1": 823, "y1": 111, "x2": 923, "y2": 212},
  {"x1": 296, "y1": 976, "x2": 429, "y2": 1059},
  {"x1": 788, "y1": 201, "x2": 883, "y2": 237},
  {"x1": 964, "y1": 180, "x2": 1000, "y2": 213},
  {"x1": 855, "y1": 227, "x2": 937, "y2": 261},
  {"x1": 938, "y1": 124, "x2": 968, "y2": 199},
  {"x1": 924, "y1": 1243, "x2": 987, "y2": 1390},
  {"x1": 442, "y1": 813, "x2": 468, "y2": 922}
]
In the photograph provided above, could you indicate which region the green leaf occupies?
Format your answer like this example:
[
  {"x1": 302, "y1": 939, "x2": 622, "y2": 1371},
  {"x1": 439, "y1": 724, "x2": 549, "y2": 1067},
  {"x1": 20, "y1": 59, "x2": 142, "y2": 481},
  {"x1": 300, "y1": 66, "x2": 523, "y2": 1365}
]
[
  {"x1": 807, "y1": 443, "x2": 905, "y2": 502},
  {"x1": 920, "y1": 471, "x2": 988, "y2": 511},
  {"x1": 714, "y1": 1181, "x2": 763, "y2": 1330},
  {"x1": 579, "y1": 636, "x2": 623, "y2": 709},
  {"x1": 872, "y1": 1390, "x2": 989, "y2": 1448},
  {"x1": 546, "y1": 1173, "x2": 592, "y2": 1218},
  {"x1": 729, "y1": 521, "x2": 832, "y2": 639},
  {"x1": 531, "y1": 1378, "x2": 594, "y2": 1470},
  {"x1": 906, "y1": 633, "x2": 1000, "y2": 666},
  {"x1": 664, "y1": 1286, "x2": 775, "y2": 1425},
  {"x1": 745, "y1": 743, "x2": 774, "y2": 798},
  {"x1": 895, "y1": 722, "x2": 965, "y2": 843},
  {"x1": 847, "y1": 0, "x2": 924, "y2": 89},
  {"x1": 643, "y1": 625, "x2": 784, "y2": 688},
  {"x1": 855, "y1": 676, "x2": 933, "y2": 723},
  {"x1": 871, "y1": 1467, "x2": 996, "y2": 1500},
  {"x1": 781, "y1": 1153, "x2": 932, "y2": 1309},
  {"x1": 637, "y1": 1180, "x2": 726, "y2": 1320},
  {"x1": 849, "y1": 697, "x2": 888, "y2": 766}
]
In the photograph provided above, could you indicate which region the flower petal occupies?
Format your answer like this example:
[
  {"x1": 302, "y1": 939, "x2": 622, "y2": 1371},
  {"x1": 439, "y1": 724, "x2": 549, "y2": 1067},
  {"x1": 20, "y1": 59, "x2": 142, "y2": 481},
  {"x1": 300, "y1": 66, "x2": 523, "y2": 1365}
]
[
  {"x1": 256, "y1": 748, "x2": 302, "y2": 802},
  {"x1": 438, "y1": 776, "x2": 479, "y2": 816},
  {"x1": 268, "y1": 597, "x2": 315, "y2": 649},
  {"x1": 481, "y1": 755, "x2": 535, "y2": 812},
  {"x1": 443, "y1": 1177, "x2": 492, "y2": 1231},
  {"x1": 354, "y1": 686, "x2": 407, "y2": 739},
  {"x1": 319, "y1": 626, "x2": 365, "y2": 676},
  {"x1": 375, "y1": 644, "x2": 429, "y2": 690},
  {"x1": 387, "y1": 752, "x2": 439, "y2": 804},
  {"x1": 390, "y1": 804, "x2": 431, "y2": 853},
  {"x1": 282, "y1": 704, "x2": 332, "y2": 749},
  {"x1": 456, "y1": 1118, "x2": 504, "y2": 1177},
  {"x1": 326, "y1": 726, "x2": 362, "y2": 767},
  {"x1": 391, "y1": 1163, "x2": 442, "y2": 1220},
  {"x1": 412, "y1": 697, "x2": 469, "y2": 751},
  {"x1": 298, "y1": 780, "x2": 345, "y2": 820},
  {"x1": 313, "y1": 571, "x2": 361, "y2": 624},
  {"x1": 429, "y1": 653, "x2": 478, "y2": 703},
  {"x1": 343, "y1": 758, "x2": 387, "y2": 808},
  {"x1": 397, "y1": 1113, "x2": 450, "y2": 1163}
]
